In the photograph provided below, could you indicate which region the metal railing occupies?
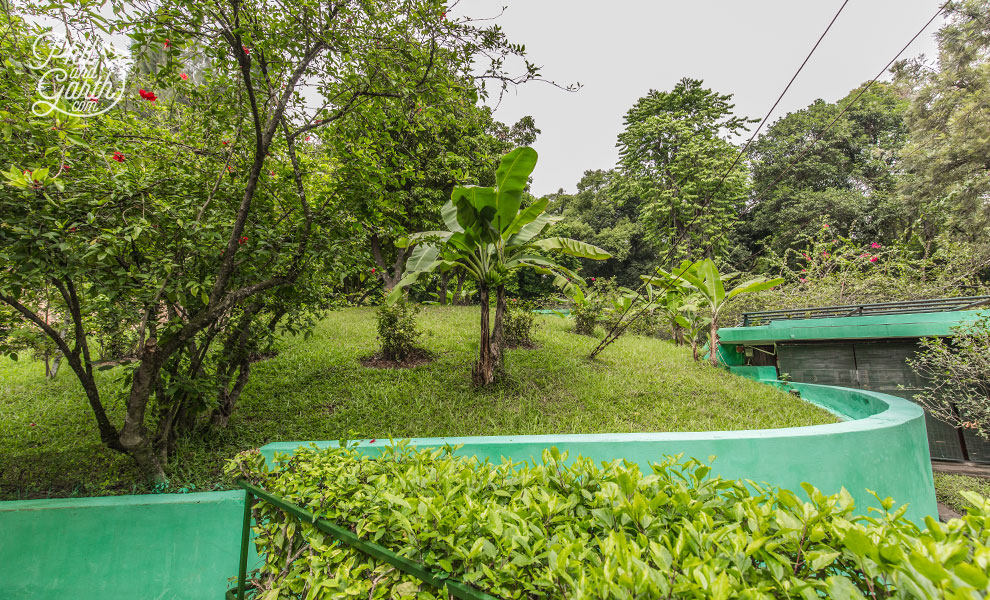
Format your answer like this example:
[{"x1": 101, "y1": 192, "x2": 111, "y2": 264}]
[
  {"x1": 226, "y1": 479, "x2": 498, "y2": 600},
  {"x1": 740, "y1": 296, "x2": 990, "y2": 327}
]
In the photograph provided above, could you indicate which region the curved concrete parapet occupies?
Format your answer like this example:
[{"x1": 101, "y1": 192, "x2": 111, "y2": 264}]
[{"x1": 262, "y1": 382, "x2": 938, "y2": 524}]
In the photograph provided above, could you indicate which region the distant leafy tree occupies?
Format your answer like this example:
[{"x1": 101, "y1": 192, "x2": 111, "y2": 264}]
[
  {"x1": 617, "y1": 78, "x2": 752, "y2": 264},
  {"x1": 896, "y1": 0, "x2": 990, "y2": 259},
  {"x1": 547, "y1": 169, "x2": 658, "y2": 287},
  {"x1": 743, "y1": 83, "x2": 910, "y2": 266}
]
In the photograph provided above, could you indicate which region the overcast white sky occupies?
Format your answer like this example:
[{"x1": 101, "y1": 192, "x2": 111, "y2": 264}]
[{"x1": 456, "y1": 0, "x2": 945, "y2": 197}]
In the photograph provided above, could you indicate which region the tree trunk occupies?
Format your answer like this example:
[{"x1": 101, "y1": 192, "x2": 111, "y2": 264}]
[
  {"x1": 491, "y1": 284, "x2": 507, "y2": 378},
  {"x1": 709, "y1": 319, "x2": 720, "y2": 367},
  {"x1": 454, "y1": 272, "x2": 465, "y2": 304},
  {"x1": 472, "y1": 285, "x2": 496, "y2": 386},
  {"x1": 438, "y1": 271, "x2": 452, "y2": 305},
  {"x1": 368, "y1": 233, "x2": 408, "y2": 291},
  {"x1": 691, "y1": 337, "x2": 699, "y2": 362},
  {"x1": 118, "y1": 343, "x2": 168, "y2": 484}
]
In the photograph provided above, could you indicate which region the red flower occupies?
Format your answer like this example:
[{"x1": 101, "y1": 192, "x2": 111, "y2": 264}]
[
  {"x1": 371, "y1": 268, "x2": 376, "y2": 274},
  {"x1": 164, "y1": 39, "x2": 170, "y2": 49},
  {"x1": 242, "y1": 45, "x2": 251, "y2": 55},
  {"x1": 269, "y1": 170, "x2": 275, "y2": 176},
  {"x1": 803, "y1": 253, "x2": 809, "y2": 260},
  {"x1": 238, "y1": 236, "x2": 248, "y2": 245},
  {"x1": 226, "y1": 165, "x2": 234, "y2": 173},
  {"x1": 88, "y1": 96, "x2": 99, "y2": 103},
  {"x1": 180, "y1": 73, "x2": 188, "y2": 81},
  {"x1": 222, "y1": 140, "x2": 229, "y2": 145},
  {"x1": 369, "y1": 438, "x2": 376, "y2": 444},
  {"x1": 799, "y1": 278, "x2": 806, "y2": 283},
  {"x1": 870, "y1": 242, "x2": 881, "y2": 249},
  {"x1": 305, "y1": 136, "x2": 311, "y2": 141},
  {"x1": 800, "y1": 268, "x2": 806, "y2": 273},
  {"x1": 823, "y1": 223, "x2": 829, "y2": 229},
  {"x1": 61, "y1": 164, "x2": 70, "y2": 171},
  {"x1": 68, "y1": 227, "x2": 76, "y2": 232},
  {"x1": 869, "y1": 256, "x2": 878, "y2": 263},
  {"x1": 138, "y1": 89, "x2": 157, "y2": 102},
  {"x1": 29, "y1": 422, "x2": 36, "y2": 427},
  {"x1": 590, "y1": 277, "x2": 596, "y2": 281},
  {"x1": 822, "y1": 251, "x2": 829, "y2": 257},
  {"x1": 111, "y1": 151, "x2": 125, "y2": 163}
]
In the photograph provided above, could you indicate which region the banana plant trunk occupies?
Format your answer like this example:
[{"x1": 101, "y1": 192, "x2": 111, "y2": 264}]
[
  {"x1": 492, "y1": 284, "x2": 507, "y2": 376},
  {"x1": 709, "y1": 318, "x2": 720, "y2": 366},
  {"x1": 473, "y1": 285, "x2": 496, "y2": 386}
]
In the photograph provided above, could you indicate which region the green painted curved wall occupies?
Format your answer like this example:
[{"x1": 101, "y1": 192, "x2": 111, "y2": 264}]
[
  {"x1": 262, "y1": 383, "x2": 938, "y2": 525},
  {"x1": 0, "y1": 382, "x2": 936, "y2": 599}
]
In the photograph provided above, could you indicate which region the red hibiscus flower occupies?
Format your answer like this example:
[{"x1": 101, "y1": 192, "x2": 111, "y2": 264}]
[
  {"x1": 243, "y1": 45, "x2": 251, "y2": 55},
  {"x1": 138, "y1": 89, "x2": 158, "y2": 102},
  {"x1": 164, "y1": 39, "x2": 170, "y2": 49},
  {"x1": 180, "y1": 73, "x2": 188, "y2": 81},
  {"x1": 238, "y1": 236, "x2": 248, "y2": 245},
  {"x1": 111, "y1": 152, "x2": 125, "y2": 163}
]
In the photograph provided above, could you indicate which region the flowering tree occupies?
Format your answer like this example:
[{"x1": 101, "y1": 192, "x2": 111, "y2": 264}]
[{"x1": 0, "y1": 0, "x2": 538, "y2": 481}]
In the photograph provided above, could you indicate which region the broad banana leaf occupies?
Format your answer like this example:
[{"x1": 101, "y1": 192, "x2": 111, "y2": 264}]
[
  {"x1": 727, "y1": 277, "x2": 784, "y2": 298},
  {"x1": 505, "y1": 197, "x2": 549, "y2": 236},
  {"x1": 506, "y1": 212, "x2": 560, "y2": 246},
  {"x1": 493, "y1": 147, "x2": 538, "y2": 234},
  {"x1": 440, "y1": 200, "x2": 464, "y2": 233},
  {"x1": 531, "y1": 237, "x2": 611, "y2": 259}
]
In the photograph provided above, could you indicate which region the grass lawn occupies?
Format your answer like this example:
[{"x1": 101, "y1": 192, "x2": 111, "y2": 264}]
[
  {"x1": 0, "y1": 306, "x2": 835, "y2": 500},
  {"x1": 934, "y1": 473, "x2": 990, "y2": 514}
]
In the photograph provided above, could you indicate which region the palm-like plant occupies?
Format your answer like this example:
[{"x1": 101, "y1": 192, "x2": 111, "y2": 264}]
[
  {"x1": 389, "y1": 147, "x2": 610, "y2": 384},
  {"x1": 646, "y1": 259, "x2": 783, "y2": 366}
]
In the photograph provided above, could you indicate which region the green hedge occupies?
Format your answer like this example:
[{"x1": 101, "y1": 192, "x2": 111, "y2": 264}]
[{"x1": 227, "y1": 444, "x2": 989, "y2": 599}]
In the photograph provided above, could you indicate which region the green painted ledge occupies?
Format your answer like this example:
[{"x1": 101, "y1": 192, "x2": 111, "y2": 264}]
[
  {"x1": 0, "y1": 490, "x2": 254, "y2": 600},
  {"x1": 262, "y1": 382, "x2": 937, "y2": 526},
  {"x1": 720, "y1": 309, "x2": 986, "y2": 345}
]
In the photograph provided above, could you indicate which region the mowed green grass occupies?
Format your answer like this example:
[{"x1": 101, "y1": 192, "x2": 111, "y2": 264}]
[{"x1": 0, "y1": 306, "x2": 835, "y2": 499}]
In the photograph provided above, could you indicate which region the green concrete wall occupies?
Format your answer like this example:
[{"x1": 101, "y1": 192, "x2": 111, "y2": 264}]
[
  {"x1": 262, "y1": 382, "x2": 937, "y2": 525},
  {"x1": 0, "y1": 490, "x2": 252, "y2": 600},
  {"x1": 727, "y1": 365, "x2": 778, "y2": 382},
  {"x1": 719, "y1": 309, "x2": 986, "y2": 345}
]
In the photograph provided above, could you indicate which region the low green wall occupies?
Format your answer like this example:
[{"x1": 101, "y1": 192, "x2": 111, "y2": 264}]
[
  {"x1": 262, "y1": 383, "x2": 938, "y2": 525},
  {"x1": 0, "y1": 490, "x2": 251, "y2": 600}
]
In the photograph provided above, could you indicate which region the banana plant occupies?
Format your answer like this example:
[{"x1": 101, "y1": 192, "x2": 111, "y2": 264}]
[
  {"x1": 675, "y1": 298, "x2": 710, "y2": 362},
  {"x1": 645, "y1": 258, "x2": 783, "y2": 366},
  {"x1": 389, "y1": 147, "x2": 610, "y2": 385}
]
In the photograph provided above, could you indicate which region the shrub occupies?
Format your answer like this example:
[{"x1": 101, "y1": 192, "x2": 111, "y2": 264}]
[
  {"x1": 908, "y1": 314, "x2": 990, "y2": 439},
  {"x1": 503, "y1": 298, "x2": 536, "y2": 346},
  {"x1": 228, "y1": 444, "x2": 990, "y2": 600},
  {"x1": 374, "y1": 299, "x2": 421, "y2": 361}
]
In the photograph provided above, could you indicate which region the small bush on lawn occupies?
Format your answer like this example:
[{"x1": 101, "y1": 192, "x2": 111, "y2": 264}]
[
  {"x1": 504, "y1": 298, "x2": 536, "y2": 347},
  {"x1": 228, "y1": 444, "x2": 990, "y2": 600},
  {"x1": 374, "y1": 300, "x2": 421, "y2": 361}
]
